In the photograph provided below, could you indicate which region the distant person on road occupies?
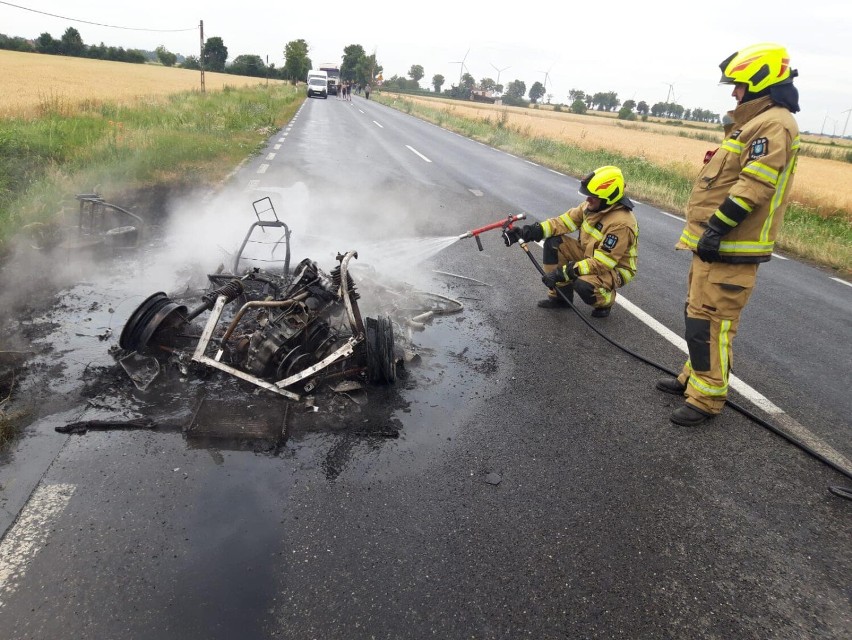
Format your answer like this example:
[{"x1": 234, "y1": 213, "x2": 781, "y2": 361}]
[
  {"x1": 337, "y1": 81, "x2": 342, "y2": 99},
  {"x1": 504, "y1": 165, "x2": 638, "y2": 318},
  {"x1": 656, "y1": 43, "x2": 801, "y2": 427},
  {"x1": 364, "y1": 83, "x2": 371, "y2": 100}
]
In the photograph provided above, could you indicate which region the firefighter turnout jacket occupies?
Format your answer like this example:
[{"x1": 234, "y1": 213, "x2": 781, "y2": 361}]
[
  {"x1": 541, "y1": 200, "x2": 639, "y2": 287},
  {"x1": 676, "y1": 95, "x2": 800, "y2": 262}
]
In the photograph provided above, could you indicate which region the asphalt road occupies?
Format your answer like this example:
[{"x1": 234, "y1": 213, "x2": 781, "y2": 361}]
[{"x1": 0, "y1": 93, "x2": 849, "y2": 639}]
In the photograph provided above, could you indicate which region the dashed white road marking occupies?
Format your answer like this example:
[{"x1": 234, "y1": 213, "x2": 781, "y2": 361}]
[
  {"x1": 0, "y1": 483, "x2": 75, "y2": 608},
  {"x1": 657, "y1": 210, "x2": 682, "y2": 221},
  {"x1": 616, "y1": 294, "x2": 852, "y2": 474},
  {"x1": 469, "y1": 189, "x2": 483, "y2": 197},
  {"x1": 831, "y1": 277, "x2": 852, "y2": 288},
  {"x1": 273, "y1": 144, "x2": 281, "y2": 150},
  {"x1": 358, "y1": 109, "x2": 365, "y2": 114},
  {"x1": 373, "y1": 121, "x2": 384, "y2": 128},
  {"x1": 247, "y1": 179, "x2": 260, "y2": 189},
  {"x1": 257, "y1": 164, "x2": 269, "y2": 174},
  {"x1": 265, "y1": 152, "x2": 276, "y2": 160},
  {"x1": 405, "y1": 145, "x2": 432, "y2": 163}
]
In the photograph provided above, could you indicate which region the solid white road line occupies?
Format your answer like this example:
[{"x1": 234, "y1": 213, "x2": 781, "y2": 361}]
[
  {"x1": 373, "y1": 121, "x2": 384, "y2": 128},
  {"x1": 0, "y1": 483, "x2": 75, "y2": 608},
  {"x1": 405, "y1": 145, "x2": 432, "y2": 163},
  {"x1": 831, "y1": 277, "x2": 852, "y2": 288},
  {"x1": 616, "y1": 294, "x2": 852, "y2": 473}
]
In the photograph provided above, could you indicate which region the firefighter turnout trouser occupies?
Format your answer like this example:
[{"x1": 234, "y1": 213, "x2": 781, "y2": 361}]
[
  {"x1": 677, "y1": 254, "x2": 759, "y2": 415},
  {"x1": 543, "y1": 236, "x2": 618, "y2": 310}
]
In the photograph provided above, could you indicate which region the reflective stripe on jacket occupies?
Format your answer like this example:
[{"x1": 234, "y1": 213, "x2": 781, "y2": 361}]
[
  {"x1": 541, "y1": 201, "x2": 638, "y2": 284},
  {"x1": 676, "y1": 95, "x2": 799, "y2": 262}
]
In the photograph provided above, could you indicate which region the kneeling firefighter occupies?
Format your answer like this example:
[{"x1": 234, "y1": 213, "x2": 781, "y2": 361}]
[{"x1": 504, "y1": 165, "x2": 639, "y2": 318}]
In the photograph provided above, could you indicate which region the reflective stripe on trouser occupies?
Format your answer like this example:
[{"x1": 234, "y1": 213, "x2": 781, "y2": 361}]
[
  {"x1": 544, "y1": 235, "x2": 616, "y2": 308},
  {"x1": 677, "y1": 255, "x2": 758, "y2": 414}
]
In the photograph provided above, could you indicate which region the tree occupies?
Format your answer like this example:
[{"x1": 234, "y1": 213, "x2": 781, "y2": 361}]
[
  {"x1": 570, "y1": 99, "x2": 587, "y2": 114},
  {"x1": 432, "y1": 74, "x2": 445, "y2": 93},
  {"x1": 283, "y1": 39, "x2": 311, "y2": 83},
  {"x1": 529, "y1": 81, "x2": 545, "y2": 104},
  {"x1": 341, "y1": 44, "x2": 365, "y2": 82},
  {"x1": 181, "y1": 55, "x2": 201, "y2": 70},
  {"x1": 59, "y1": 27, "x2": 85, "y2": 57},
  {"x1": 202, "y1": 36, "x2": 228, "y2": 72},
  {"x1": 479, "y1": 77, "x2": 496, "y2": 91},
  {"x1": 355, "y1": 52, "x2": 381, "y2": 85},
  {"x1": 461, "y1": 72, "x2": 475, "y2": 89},
  {"x1": 568, "y1": 89, "x2": 585, "y2": 103},
  {"x1": 229, "y1": 54, "x2": 266, "y2": 77},
  {"x1": 156, "y1": 45, "x2": 177, "y2": 67},
  {"x1": 35, "y1": 32, "x2": 59, "y2": 55},
  {"x1": 505, "y1": 80, "x2": 526, "y2": 100},
  {"x1": 636, "y1": 101, "x2": 649, "y2": 116},
  {"x1": 408, "y1": 64, "x2": 424, "y2": 86}
]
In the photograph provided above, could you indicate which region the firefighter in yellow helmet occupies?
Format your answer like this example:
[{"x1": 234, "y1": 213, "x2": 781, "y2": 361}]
[
  {"x1": 505, "y1": 165, "x2": 639, "y2": 318},
  {"x1": 657, "y1": 43, "x2": 800, "y2": 426}
]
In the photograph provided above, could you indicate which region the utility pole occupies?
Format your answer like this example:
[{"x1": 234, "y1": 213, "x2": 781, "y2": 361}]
[
  {"x1": 266, "y1": 54, "x2": 269, "y2": 88},
  {"x1": 199, "y1": 20, "x2": 205, "y2": 93},
  {"x1": 842, "y1": 108, "x2": 852, "y2": 139}
]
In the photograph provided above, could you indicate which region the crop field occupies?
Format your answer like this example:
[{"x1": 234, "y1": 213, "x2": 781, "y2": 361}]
[
  {"x1": 0, "y1": 50, "x2": 285, "y2": 118},
  {"x1": 399, "y1": 95, "x2": 852, "y2": 220}
]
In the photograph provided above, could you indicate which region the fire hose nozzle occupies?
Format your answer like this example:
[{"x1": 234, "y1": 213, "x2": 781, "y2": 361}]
[{"x1": 460, "y1": 214, "x2": 527, "y2": 251}]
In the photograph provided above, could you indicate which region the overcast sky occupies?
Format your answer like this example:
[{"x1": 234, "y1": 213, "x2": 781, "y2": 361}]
[{"x1": 3, "y1": 0, "x2": 851, "y2": 134}]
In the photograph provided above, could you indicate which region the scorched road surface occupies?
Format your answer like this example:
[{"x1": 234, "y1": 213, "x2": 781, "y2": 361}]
[{"x1": 0, "y1": 95, "x2": 849, "y2": 639}]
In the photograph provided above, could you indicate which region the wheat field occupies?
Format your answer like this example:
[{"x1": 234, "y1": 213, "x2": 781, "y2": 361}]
[
  {"x1": 401, "y1": 95, "x2": 852, "y2": 219},
  {"x1": 0, "y1": 50, "x2": 285, "y2": 117}
]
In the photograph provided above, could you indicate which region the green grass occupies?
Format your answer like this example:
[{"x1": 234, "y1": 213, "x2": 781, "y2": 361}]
[
  {"x1": 374, "y1": 93, "x2": 852, "y2": 275},
  {"x1": 0, "y1": 85, "x2": 304, "y2": 247}
]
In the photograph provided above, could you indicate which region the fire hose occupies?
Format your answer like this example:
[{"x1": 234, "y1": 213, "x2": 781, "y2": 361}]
[{"x1": 457, "y1": 214, "x2": 852, "y2": 499}]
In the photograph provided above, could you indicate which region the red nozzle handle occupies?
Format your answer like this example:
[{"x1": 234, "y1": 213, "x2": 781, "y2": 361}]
[{"x1": 468, "y1": 213, "x2": 526, "y2": 237}]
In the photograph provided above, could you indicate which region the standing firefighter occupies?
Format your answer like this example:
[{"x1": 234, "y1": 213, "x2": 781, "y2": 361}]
[
  {"x1": 658, "y1": 43, "x2": 800, "y2": 426},
  {"x1": 505, "y1": 165, "x2": 638, "y2": 318}
]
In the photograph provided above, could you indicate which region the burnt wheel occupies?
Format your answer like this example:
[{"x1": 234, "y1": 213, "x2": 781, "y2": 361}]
[{"x1": 365, "y1": 316, "x2": 396, "y2": 384}]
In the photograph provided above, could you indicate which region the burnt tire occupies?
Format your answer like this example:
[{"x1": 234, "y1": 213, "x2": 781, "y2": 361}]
[{"x1": 365, "y1": 316, "x2": 396, "y2": 384}]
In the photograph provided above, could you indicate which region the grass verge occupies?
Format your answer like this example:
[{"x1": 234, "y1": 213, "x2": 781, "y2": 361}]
[
  {"x1": 375, "y1": 92, "x2": 851, "y2": 276},
  {"x1": 0, "y1": 84, "x2": 305, "y2": 250}
]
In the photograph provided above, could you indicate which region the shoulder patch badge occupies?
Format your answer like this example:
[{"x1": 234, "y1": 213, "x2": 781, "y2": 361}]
[
  {"x1": 730, "y1": 129, "x2": 742, "y2": 140},
  {"x1": 595, "y1": 222, "x2": 603, "y2": 231},
  {"x1": 749, "y1": 137, "x2": 769, "y2": 160},
  {"x1": 602, "y1": 233, "x2": 618, "y2": 251}
]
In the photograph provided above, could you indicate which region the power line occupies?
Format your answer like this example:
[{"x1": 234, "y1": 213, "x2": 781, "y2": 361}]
[{"x1": 0, "y1": 1, "x2": 196, "y2": 32}]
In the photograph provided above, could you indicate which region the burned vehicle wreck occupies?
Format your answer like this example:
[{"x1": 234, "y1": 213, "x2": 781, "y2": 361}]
[{"x1": 116, "y1": 198, "x2": 432, "y2": 403}]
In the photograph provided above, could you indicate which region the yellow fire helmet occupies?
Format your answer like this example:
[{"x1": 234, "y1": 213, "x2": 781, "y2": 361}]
[
  {"x1": 579, "y1": 166, "x2": 625, "y2": 205},
  {"x1": 719, "y1": 43, "x2": 795, "y2": 93}
]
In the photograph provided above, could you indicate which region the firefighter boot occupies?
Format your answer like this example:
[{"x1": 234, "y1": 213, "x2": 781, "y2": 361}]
[
  {"x1": 537, "y1": 265, "x2": 573, "y2": 308},
  {"x1": 656, "y1": 377, "x2": 686, "y2": 396},
  {"x1": 670, "y1": 403, "x2": 714, "y2": 427}
]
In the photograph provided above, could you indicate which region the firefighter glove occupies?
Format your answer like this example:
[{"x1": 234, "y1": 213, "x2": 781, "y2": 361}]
[
  {"x1": 503, "y1": 227, "x2": 522, "y2": 246},
  {"x1": 697, "y1": 228, "x2": 722, "y2": 263},
  {"x1": 542, "y1": 262, "x2": 577, "y2": 288},
  {"x1": 520, "y1": 223, "x2": 544, "y2": 243}
]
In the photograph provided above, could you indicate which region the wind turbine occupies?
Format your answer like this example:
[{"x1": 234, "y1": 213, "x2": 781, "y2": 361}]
[
  {"x1": 841, "y1": 107, "x2": 852, "y2": 138},
  {"x1": 663, "y1": 81, "x2": 676, "y2": 103},
  {"x1": 491, "y1": 63, "x2": 510, "y2": 91},
  {"x1": 537, "y1": 66, "x2": 554, "y2": 103},
  {"x1": 450, "y1": 48, "x2": 470, "y2": 87}
]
